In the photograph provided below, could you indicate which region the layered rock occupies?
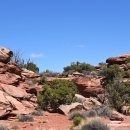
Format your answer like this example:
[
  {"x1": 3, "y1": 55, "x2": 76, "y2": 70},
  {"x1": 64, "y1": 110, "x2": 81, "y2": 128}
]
[
  {"x1": 0, "y1": 47, "x2": 13, "y2": 63},
  {"x1": 73, "y1": 76, "x2": 103, "y2": 97},
  {"x1": 106, "y1": 53, "x2": 130, "y2": 65},
  {"x1": 0, "y1": 47, "x2": 41, "y2": 119}
]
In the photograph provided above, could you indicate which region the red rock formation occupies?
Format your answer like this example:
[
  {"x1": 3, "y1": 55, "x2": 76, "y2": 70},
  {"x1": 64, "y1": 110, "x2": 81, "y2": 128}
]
[
  {"x1": 73, "y1": 76, "x2": 103, "y2": 97},
  {"x1": 106, "y1": 53, "x2": 130, "y2": 65},
  {"x1": 0, "y1": 47, "x2": 41, "y2": 119}
]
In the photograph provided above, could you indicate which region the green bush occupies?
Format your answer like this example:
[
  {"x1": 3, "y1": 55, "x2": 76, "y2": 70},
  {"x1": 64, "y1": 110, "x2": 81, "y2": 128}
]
[
  {"x1": 83, "y1": 110, "x2": 97, "y2": 118},
  {"x1": 94, "y1": 105, "x2": 112, "y2": 118},
  {"x1": 38, "y1": 76, "x2": 47, "y2": 85},
  {"x1": 82, "y1": 120, "x2": 110, "y2": 130},
  {"x1": 0, "y1": 124, "x2": 8, "y2": 130},
  {"x1": 100, "y1": 64, "x2": 130, "y2": 112},
  {"x1": 12, "y1": 50, "x2": 25, "y2": 67},
  {"x1": 37, "y1": 79, "x2": 78, "y2": 111},
  {"x1": 73, "y1": 116, "x2": 82, "y2": 126},
  {"x1": 69, "y1": 111, "x2": 85, "y2": 120},
  {"x1": 63, "y1": 61, "x2": 96, "y2": 74},
  {"x1": 100, "y1": 64, "x2": 124, "y2": 85},
  {"x1": 17, "y1": 115, "x2": 34, "y2": 122},
  {"x1": 125, "y1": 58, "x2": 130, "y2": 64},
  {"x1": 24, "y1": 61, "x2": 39, "y2": 73},
  {"x1": 106, "y1": 80, "x2": 130, "y2": 112}
]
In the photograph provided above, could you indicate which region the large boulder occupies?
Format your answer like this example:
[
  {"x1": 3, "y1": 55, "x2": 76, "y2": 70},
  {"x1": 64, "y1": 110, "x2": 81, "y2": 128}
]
[
  {"x1": 7, "y1": 62, "x2": 22, "y2": 76},
  {"x1": 18, "y1": 82, "x2": 42, "y2": 96},
  {"x1": 106, "y1": 53, "x2": 130, "y2": 65},
  {"x1": 0, "y1": 83, "x2": 29, "y2": 99},
  {"x1": 21, "y1": 68, "x2": 40, "y2": 79},
  {"x1": 59, "y1": 102, "x2": 84, "y2": 115},
  {"x1": 74, "y1": 76, "x2": 103, "y2": 97},
  {"x1": 110, "y1": 110, "x2": 124, "y2": 121},
  {"x1": 0, "y1": 62, "x2": 22, "y2": 76},
  {"x1": 0, "y1": 90, "x2": 12, "y2": 118},
  {"x1": 0, "y1": 47, "x2": 13, "y2": 63},
  {"x1": 0, "y1": 72, "x2": 21, "y2": 85}
]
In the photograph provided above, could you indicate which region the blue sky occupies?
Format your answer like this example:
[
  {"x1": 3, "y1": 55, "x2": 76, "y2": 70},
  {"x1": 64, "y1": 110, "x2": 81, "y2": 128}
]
[{"x1": 0, "y1": 0, "x2": 130, "y2": 72}]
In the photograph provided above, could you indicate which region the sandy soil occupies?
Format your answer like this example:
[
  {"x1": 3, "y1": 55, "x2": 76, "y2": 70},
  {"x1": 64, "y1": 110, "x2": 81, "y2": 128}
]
[{"x1": 1, "y1": 112, "x2": 130, "y2": 130}]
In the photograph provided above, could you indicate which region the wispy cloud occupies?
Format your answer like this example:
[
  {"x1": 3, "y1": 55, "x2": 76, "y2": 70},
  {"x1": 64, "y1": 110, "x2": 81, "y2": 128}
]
[
  {"x1": 30, "y1": 53, "x2": 44, "y2": 58},
  {"x1": 74, "y1": 44, "x2": 85, "y2": 48}
]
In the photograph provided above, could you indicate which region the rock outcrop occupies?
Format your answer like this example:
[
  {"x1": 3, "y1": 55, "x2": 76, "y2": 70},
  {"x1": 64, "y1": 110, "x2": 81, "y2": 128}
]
[
  {"x1": 0, "y1": 47, "x2": 13, "y2": 63},
  {"x1": 0, "y1": 47, "x2": 41, "y2": 119},
  {"x1": 73, "y1": 76, "x2": 103, "y2": 97},
  {"x1": 106, "y1": 53, "x2": 130, "y2": 65},
  {"x1": 59, "y1": 102, "x2": 84, "y2": 115}
]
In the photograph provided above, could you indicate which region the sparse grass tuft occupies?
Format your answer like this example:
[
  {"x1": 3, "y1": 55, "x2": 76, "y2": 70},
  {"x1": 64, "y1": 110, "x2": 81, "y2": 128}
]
[
  {"x1": 17, "y1": 115, "x2": 34, "y2": 122},
  {"x1": 0, "y1": 124, "x2": 8, "y2": 130},
  {"x1": 31, "y1": 110, "x2": 43, "y2": 116},
  {"x1": 82, "y1": 119, "x2": 110, "y2": 130},
  {"x1": 12, "y1": 126, "x2": 19, "y2": 130},
  {"x1": 83, "y1": 110, "x2": 97, "y2": 118},
  {"x1": 95, "y1": 105, "x2": 112, "y2": 118},
  {"x1": 69, "y1": 111, "x2": 85, "y2": 120}
]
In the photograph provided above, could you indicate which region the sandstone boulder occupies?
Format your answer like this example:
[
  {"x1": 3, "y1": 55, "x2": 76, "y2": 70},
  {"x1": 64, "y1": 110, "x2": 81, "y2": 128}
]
[
  {"x1": 0, "y1": 47, "x2": 13, "y2": 63},
  {"x1": 0, "y1": 72, "x2": 21, "y2": 85},
  {"x1": 110, "y1": 110, "x2": 124, "y2": 121},
  {"x1": 0, "y1": 90, "x2": 12, "y2": 118},
  {"x1": 0, "y1": 62, "x2": 8, "y2": 74},
  {"x1": 7, "y1": 63, "x2": 22, "y2": 76},
  {"x1": 74, "y1": 76, "x2": 103, "y2": 97},
  {"x1": 21, "y1": 68, "x2": 40, "y2": 79},
  {"x1": 18, "y1": 82, "x2": 42, "y2": 95},
  {"x1": 106, "y1": 53, "x2": 130, "y2": 65},
  {"x1": 59, "y1": 102, "x2": 84, "y2": 115},
  {"x1": 0, "y1": 83, "x2": 29, "y2": 99}
]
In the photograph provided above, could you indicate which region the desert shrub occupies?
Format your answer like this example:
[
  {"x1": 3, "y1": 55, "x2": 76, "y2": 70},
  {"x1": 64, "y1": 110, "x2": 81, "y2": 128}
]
[
  {"x1": 0, "y1": 124, "x2": 8, "y2": 130},
  {"x1": 95, "y1": 105, "x2": 112, "y2": 118},
  {"x1": 69, "y1": 111, "x2": 85, "y2": 120},
  {"x1": 106, "y1": 80, "x2": 130, "y2": 112},
  {"x1": 24, "y1": 60, "x2": 39, "y2": 73},
  {"x1": 124, "y1": 71, "x2": 130, "y2": 78},
  {"x1": 31, "y1": 110, "x2": 43, "y2": 116},
  {"x1": 100, "y1": 64, "x2": 125, "y2": 84},
  {"x1": 12, "y1": 50, "x2": 25, "y2": 67},
  {"x1": 12, "y1": 50, "x2": 39, "y2": 73},
  {"x1": 73, "y1": 116, "x2": 82, "y2": 126},
  {"x1": 41, "y1": 70, "x2": 60, "y2": 77},
  {"x1": 82, "y1": 120, "x2": 110, "y2": 130},
  {"x1": 38, "y1": 76, "x2": 47, "y2": 85},
  {"x1": 63, "y1": 61, "x2": 96, "y2": 75},
  {"x1": 100, "y1": 64, "x2": 130, "y2": 112},
  {"x1": 17, "y1": 115, "x2": 34, "y2": 122},
  {"x1": 98, "y1": 62, "x2": 107, "y2": 67},
  {"x1": 125, "y1": 58, "x2": 130, "y2": 64},
  {"x1": 37, "y1": 79, "x2": 78, "y2": 111},
  {"x1": 25, "y1": 79, "x2": 38, "y2": 86},
  {"x1": 83, "y1": 110, "x2": 97, "y2": 118},
  {"x1": 12, "y1": 126, "x2": 19, "y2": 130},
  {"x1": 76, "y1": 97, "x2": 86, "y2": 104}
]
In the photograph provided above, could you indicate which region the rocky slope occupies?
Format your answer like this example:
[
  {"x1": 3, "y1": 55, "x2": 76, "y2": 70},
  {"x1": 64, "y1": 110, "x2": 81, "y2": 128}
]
[{"x1": 0, "y1": 47, "x2": 42, "y2": 119}]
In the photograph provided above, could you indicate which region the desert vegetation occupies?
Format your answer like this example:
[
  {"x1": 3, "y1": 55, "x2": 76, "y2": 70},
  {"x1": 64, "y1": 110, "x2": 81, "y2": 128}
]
[
  {"x1": 37, "y1": 79, "x2": 78, "y2": 112},
  {"x1": 100, "y1": 64, "x2": 130, "y2": 112},
  {"x1": 63, "y1": 61, "x2": 96, "y2": 75},
  {"x1": 12, "y1": 50, "x2": 39, "y2": 73}
]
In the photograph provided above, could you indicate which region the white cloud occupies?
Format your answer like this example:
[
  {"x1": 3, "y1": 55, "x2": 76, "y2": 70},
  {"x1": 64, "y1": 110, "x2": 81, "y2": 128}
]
[
  {"x1": 30, "y1": 53, "x2": 44, "y2": 58},
  {"x1": 74, "y1": 44, "x2": 85, "y2": 48}
]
